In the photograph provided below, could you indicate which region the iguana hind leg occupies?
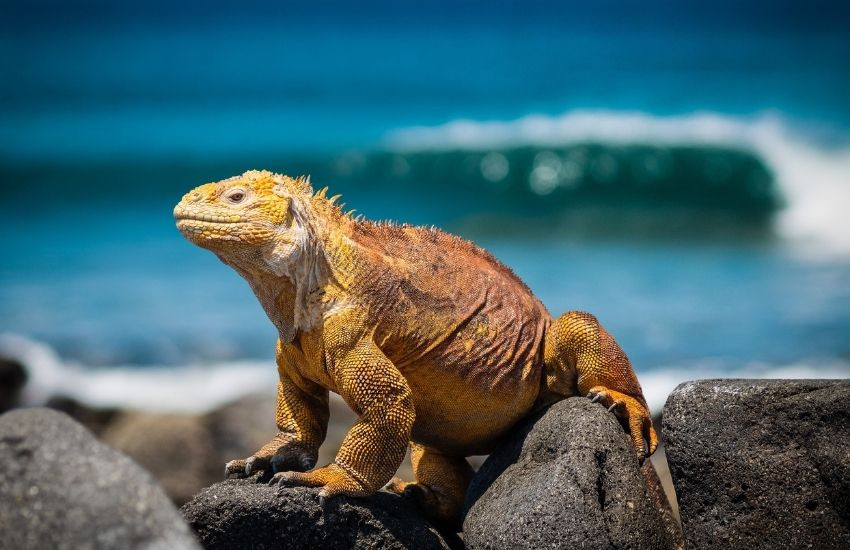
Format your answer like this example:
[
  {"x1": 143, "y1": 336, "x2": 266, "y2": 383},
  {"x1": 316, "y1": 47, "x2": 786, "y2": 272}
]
[
  {"x1": 386, "y1": 442, "x2": 473, "y2": 528},
  {"x1": 545, "y1": 311, "x2": 658, "y2": 458}
]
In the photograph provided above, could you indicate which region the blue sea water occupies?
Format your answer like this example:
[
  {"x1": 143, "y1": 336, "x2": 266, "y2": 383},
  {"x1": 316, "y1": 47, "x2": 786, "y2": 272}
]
[{"x1": 1, "y1": 1, "x2": 848, "y2": 411}]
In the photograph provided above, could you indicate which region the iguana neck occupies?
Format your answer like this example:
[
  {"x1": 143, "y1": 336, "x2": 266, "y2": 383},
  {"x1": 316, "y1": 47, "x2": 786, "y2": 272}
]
[{"x1": 221, "y1": 200, "x2": 357, "y2": 343}]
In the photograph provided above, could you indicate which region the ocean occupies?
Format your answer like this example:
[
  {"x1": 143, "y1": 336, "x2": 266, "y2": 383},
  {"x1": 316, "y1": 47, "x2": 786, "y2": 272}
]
[{"x1": 2, "y1": 1, "x2": 849, "y2": 414}]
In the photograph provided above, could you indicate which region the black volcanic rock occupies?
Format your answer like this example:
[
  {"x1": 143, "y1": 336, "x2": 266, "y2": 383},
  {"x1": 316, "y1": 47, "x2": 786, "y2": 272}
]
[
  {"x1": 0, "y1": 408, "x2": 199, "y2": 550},
  {"x1": 0, "y1": 357, "x2": 27, "y2": 412},
  {"x1": 663, "y1": 379, "x2": 850, "y2": 549},
  {"x1": 181, "y1": 479, "x2": 455, "y2": 550},
  {"x1": 463, "y1": 397, "x2": 681, "y2": 549}
]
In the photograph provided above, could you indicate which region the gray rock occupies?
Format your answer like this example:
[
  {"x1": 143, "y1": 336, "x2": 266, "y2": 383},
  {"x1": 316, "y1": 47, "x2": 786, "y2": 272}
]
[
  {"x1": 46, "y1": 395, "x2": 121, "y2": 436},
  {"x1": 463, "y1": 397, "x2": 680, "y2": 550},
  {"x1": 205, "y1": 392, "x2": 278, "y2": 467},
  {"x1": 181, "y1": 479, "x2": 456, "y2": 549},
  {"x1": 101, "y1": 412, "x2": 221, "y2": 505},
  {"x1": 663, "y1": 379, "x2": 850, "y2": 549},
  {"x1": 0, "y1": 408, "x2": 199, "y2": 550},
  {"x1": 44, "y1": 391, "x2": 364, "y2": 506}
]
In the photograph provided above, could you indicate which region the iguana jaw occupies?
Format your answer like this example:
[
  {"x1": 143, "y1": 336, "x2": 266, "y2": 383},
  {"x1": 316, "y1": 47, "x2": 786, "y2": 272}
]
[
  {"x1": 173, "y1": 207, "x2": 244, "y2": 225},
  {"x1": 174, "y1": 207, "x2": 253, "y2": 244}
]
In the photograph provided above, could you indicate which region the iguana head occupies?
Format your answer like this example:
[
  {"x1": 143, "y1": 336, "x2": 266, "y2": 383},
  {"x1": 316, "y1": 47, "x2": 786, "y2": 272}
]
[{"x1": 174, "y1": 169, "x2": 315, "y2": 274}]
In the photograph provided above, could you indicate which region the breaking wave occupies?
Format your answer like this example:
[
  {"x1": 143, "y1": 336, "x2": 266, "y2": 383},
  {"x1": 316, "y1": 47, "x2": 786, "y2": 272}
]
[{"x1": 385, "y1": 111, "x2": 850, "y2": 257}]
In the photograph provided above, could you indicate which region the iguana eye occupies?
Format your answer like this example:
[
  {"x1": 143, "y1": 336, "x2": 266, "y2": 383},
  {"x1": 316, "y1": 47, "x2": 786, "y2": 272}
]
[{"x1": 225, "y1": 188, "x2": 246, "y2": 204}]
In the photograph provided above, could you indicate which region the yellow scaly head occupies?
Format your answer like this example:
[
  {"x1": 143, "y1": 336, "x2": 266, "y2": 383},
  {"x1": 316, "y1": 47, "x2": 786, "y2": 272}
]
[{"x1": 174, "y1": 169, "x2": 314, "y2": 272}]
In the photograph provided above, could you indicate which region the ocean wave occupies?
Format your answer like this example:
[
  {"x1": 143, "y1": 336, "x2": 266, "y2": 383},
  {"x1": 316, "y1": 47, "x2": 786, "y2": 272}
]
[
  {"x1": 2, "y1": 333, "x2": 847, "y2": 416},
  {"x1": 385, "y1": 110, "x2": 850, "y2": 258}
]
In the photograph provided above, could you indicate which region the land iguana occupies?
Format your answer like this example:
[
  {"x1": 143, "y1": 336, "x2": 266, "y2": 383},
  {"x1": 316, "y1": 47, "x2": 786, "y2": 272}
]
[{"x1": 174, "y1": 170, "x2": 658, "y2": 525}]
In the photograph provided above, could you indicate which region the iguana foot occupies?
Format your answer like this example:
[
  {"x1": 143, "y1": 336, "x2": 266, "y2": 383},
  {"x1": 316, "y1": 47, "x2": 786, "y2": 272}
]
[
  {"x1": 385, "y1": 477, "x2": 463, "y2": 529},
  {"x1": 270, "y1": 463, "x2": 370, "y2": 499},
  {"x1": 586, "y1": 386, "x2": 658, "y2": 458},
  {"x1": 224, "y1": 437, "x2": 316, "y2": 480}
]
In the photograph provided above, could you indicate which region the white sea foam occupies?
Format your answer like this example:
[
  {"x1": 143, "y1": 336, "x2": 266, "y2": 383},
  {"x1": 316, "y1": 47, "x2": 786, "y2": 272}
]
[
  {"x1": 2, "y1": 333, "x2": 846, "y2": 415},
  {"x1": 387, "y1": 110, "x2": 850, "y2": 259},
  {"x1": 0, "y1": 333, "x2": 277, "y2": 413}
]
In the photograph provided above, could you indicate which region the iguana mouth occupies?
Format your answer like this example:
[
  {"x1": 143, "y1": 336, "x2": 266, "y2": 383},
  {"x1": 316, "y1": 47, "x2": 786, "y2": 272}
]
[
  {"x1": 175, "y1": 215, "x2": 242, "y2": 224},
  {"x1": 173, "y1": 206, "x2": 244, "y2": 224}
]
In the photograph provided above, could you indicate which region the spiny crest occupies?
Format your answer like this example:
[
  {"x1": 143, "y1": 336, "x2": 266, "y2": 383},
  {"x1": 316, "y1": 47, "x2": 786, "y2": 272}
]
[
  {"x1": 245, "y1": 170, "x2": 356, "y2": 221},
  {"x1": 233, "y1": 170, "x2": 312, "y2": 199},
  {"x1": 309, "y1": 184, "x2": 357, "y2": 221},
  {"x1": 266, "y1": 171, "x2": 313, "y2": 198}
]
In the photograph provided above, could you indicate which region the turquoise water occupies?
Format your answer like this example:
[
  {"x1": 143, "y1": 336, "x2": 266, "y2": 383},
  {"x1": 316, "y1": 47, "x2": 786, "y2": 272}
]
[{"x1": 1, "y1": 2, "x2": 848, "y2": 409}]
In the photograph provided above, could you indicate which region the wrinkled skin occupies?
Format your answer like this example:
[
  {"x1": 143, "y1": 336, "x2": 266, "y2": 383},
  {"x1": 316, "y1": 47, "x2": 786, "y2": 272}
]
[{"x1": 174, "y1": 170, "x2": 658, "y2": 527}]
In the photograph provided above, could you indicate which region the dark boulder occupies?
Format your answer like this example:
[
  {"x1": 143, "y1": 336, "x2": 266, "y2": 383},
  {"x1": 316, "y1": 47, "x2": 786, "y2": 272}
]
[
  {"x1": 0, "y1": 408, "x2": 199, "y2": 550},
  {"x1": 463, "y1": 397, "x2": 681, "y2": 549},
  {"x1": 663, "y1": 379, "x2": 850, "y2": 549},
  {"x1": 181, "y1": 479, "x2": 455, "y2": 549},
  {"x1": 0, "y1": 357, "x2": 27, "y2": 412}
]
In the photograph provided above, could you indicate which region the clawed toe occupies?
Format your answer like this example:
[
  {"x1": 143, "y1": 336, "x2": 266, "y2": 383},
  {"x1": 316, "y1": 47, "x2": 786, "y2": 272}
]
[
  {"x1": 269, "y1": 471, "x2": 293, "y2": 489},
  {"x1": 587, "y1": 390, "x2": 608, "y2": 404},
  {"x1": 245, "y1": 456, "x2": 258, "y2": 476},
  {"x1": 225, "y1": 455, "x2": 273, "y2": 480},
  {"x1": 224, "y1": 458, "x2": 247, "y2": 479},
  {"x1": 585, "y1": 385, "x2": 658, "y2": 459},
  {"x1": 607, "y1": 400, "x2": 625, "y2": 414}
]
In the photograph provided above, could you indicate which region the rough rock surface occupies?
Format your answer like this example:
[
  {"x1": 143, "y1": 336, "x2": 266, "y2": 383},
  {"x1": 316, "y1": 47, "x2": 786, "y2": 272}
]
[
  {"x1": 664, "y1": 379, "x2": 850, "y2": 549},
  {"x1": 0, "y1": 408, "x2": 199, "y2": 550},
  {"x1": 463, "y1": 397, "x2": 681, "y2": 549},
  {"x1": 181, "y1": 479, "x2": 455, "y2": 550}
]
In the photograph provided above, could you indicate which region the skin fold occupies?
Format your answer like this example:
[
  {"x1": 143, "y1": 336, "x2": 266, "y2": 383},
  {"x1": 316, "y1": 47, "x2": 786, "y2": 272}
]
[{"x1": 174, "y1": 170, "x2": 658, "y2": 526}]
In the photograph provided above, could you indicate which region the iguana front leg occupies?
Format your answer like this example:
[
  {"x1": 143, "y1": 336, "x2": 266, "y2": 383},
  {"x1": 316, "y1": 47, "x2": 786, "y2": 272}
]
[
  {"x1": 225, "y1": 339, "x2": 329, "y2": 478},
  {"x1": 546, "y1": 311, "x2": 658, "y2": 458},
  {"x1": 272, "y1": 338, "x2": 414, "y2": 499}
]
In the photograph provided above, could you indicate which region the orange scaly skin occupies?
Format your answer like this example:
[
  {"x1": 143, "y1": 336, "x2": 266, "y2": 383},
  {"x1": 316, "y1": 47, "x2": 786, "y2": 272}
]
[{"x1": 174, "y1": 170, "x2": 658, "y2": 525}]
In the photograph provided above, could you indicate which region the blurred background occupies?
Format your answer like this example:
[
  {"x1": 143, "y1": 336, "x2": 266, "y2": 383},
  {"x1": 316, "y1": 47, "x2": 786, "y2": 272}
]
[{"x1": 1, "y1": 0, "x2": 849, "y2": 460}]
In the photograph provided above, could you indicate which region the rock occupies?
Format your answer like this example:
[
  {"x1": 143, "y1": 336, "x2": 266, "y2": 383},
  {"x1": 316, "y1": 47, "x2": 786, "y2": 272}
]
[
  {"x1": 663, "y1": 379, "x2": 850, "y2": 549},
  {"x1": 205, "y1": 392, "x2": 278, "y2": 466},
  {"x1": 0, "y1": 357, "x2": 27, "y2": 412},
  {"x1": 46, "y1": 395, "x2": 121, "y2": 436},
  {"x1": 640, "y1": 457, "x2": 683, "y2": 549},
  {"x1": 0, "y1": 408, "x2": 199, "y2": 550},
  {"x1": 42, "y1": 391, "x2": 365, "y2": 506},
  {"x1": 101, "y1": 412, "x2": 221, "y2": 505},
  {"x1": 463, "y1": 397, "x2": 680, "y2": 549},
  {"x1": 181, "y1": 479, "x2": 456, "y2": 550}
]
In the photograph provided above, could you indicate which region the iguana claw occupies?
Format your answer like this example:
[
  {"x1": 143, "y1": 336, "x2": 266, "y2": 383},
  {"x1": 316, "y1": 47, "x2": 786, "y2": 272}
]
[
  {"x1": 244, "y1": 456, "x2": 257, "y2": 476},
  {"x1": 224, "y1": 458, "x2": 250, "y2": 478},
  {"x1": 588, "y1": 391, "x2": 606, "y2": 404},
  {"x1": 271, "y1": 464, "x2": 369, "y2": 499},
  {"x1": 586, "y1": 385, "x2": 658, "y2": 459},
  {"x1": 607, "y1": 401, "x2": 623, "y2": 413}
]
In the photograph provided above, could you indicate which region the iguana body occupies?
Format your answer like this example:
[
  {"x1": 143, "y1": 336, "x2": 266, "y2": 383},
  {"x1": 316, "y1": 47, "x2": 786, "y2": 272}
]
[{"x1": 174, "y1": 170, "x2": 657, "y2": 524}]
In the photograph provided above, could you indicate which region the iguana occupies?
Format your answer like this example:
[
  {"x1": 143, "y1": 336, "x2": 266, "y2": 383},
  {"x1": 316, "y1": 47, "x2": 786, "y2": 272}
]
[{"x1": 174, "y1": 169, "x2": 658, "y2": 525}]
